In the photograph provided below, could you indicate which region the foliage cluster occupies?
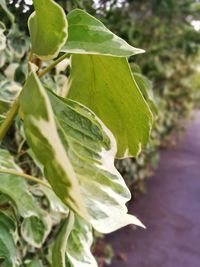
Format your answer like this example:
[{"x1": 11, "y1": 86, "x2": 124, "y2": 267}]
[
  {"x1": 0, "y1": 0, "x2": 153, "y2": 266},
  {"x1": 0, "y1": 0, "x2": 199, "y2": 266}
]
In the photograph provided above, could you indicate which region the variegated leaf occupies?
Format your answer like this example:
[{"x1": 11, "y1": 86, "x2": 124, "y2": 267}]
[
  {"x1": 28, "y1": 0, "x2": 68, "y2": 60},
  {"x1": 62, "y1": 9, "x2": 144, "y2": 57},
  {"x1": 20, "y1": 67, "x2": 88, "y2": 220},
  {"x1": 66, "y1": 215, "x2": 97, "y2": 267},
  {"x1": 0, "y1": 149, "x2": 51, "y2": 248},
  {"x1": 0, "y1": 80, "x2": 21, "y2": 114},
  {"x1": 48, "y1": 90, "x2": 145, "y2": 233},
  {"x1": 0, "y1": 211, "x2": 18, "y2": 267}
]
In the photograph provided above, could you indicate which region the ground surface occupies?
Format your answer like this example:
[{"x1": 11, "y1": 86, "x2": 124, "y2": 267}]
[{"x1": 107, "y1": 112, "x2": 200, "y2": 267}]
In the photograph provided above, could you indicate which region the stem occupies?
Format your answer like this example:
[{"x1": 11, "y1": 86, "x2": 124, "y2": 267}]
[
  {"x1": 0, "y1": 169, "x2": 51, "y2": 189},
  {"x1": 38, "y1": 53, "x2": 69, "y2": 77},
  {"x1": 0, "y1": 96, "x2": 20, "y2": 141},
  {"x1": 0, "y1": 53, "x2": 69, "y2": 141}
]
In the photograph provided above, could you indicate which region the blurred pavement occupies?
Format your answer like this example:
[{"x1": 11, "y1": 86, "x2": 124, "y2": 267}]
[{"x1": 108, "y1": 111, "x2": 200, "y2": 267}]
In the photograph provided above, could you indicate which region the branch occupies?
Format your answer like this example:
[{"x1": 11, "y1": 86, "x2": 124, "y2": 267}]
[
  {"x1": 0, "y1": 97, "x2": 20, "y2": 141},
  {"x1": 0, "y1": 53, "x2": 69, "y2": 141},
  {"x1": 38, "y1": 53, "x2": 69, "y2": 77}
]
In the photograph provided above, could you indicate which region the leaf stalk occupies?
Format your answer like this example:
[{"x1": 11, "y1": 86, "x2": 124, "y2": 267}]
[{"x1": 0, "y1": 169, "x2": 51, "y2": 188}]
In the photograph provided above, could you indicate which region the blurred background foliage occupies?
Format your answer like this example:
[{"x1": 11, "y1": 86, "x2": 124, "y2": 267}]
[{"x1": 0, "y1": 0, "x2": 200, "y2": 265}]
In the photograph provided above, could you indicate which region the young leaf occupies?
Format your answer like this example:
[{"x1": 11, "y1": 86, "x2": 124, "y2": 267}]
[
  {"x1": 0, "y1": 149, "x2": 51, "y2": 248},
  {"x1": 62, "y1": 9, "x2": 144, "y2": 57},
  {"x1": 48, "y1": 90, "x2": 145, "y2": 233},
  {"x1": 28, "y1": 0, "x2": 68, "y2": 60},
  {"x1": 0, "y1": 211, "x2": 18, "y2": 267},
  {"x1": 52, "y1": 212, "x2": 97, "y2": 267},
  {"x1": 67, "y1": 55, "x2": 154, "y2": 158},
  {"x1": 52, "y1": 212, "x2": 74, "y2": 267},
  {"x1": 20, "y1": 67, "x2": 88, "y2": 220}
]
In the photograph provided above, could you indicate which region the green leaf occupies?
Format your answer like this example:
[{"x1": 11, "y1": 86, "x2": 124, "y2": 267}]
[
  {"x1": 20, "y1": 67, "x2": 88, "y2": 220},
  {"x1": 67, "y1": 55, "x2": 153, "y2": 158},
  {"x1": 48, "y1": 90, "x2": 145, "y2": 233},
  {"x1": 52, "y1": 212, "x2": 74, "y2": 267},
  {"x1": 0, "y1": 149, "x2": 51, "y2": 248},
  {"x1": 62, "y1": 9, "x2": 144, "y2": 57},
  {"x1": 28, "y1": 0, "x2": 68, "y2": 60},
  {"x1": 52, "y1": 213, "x2": 97, "y2": 267},
  {"x1": 0, "y1": 115, "x2": 5, "y2": 125},
  {"x1": 133, "y1": 72, "x2": 158, "y2": 116},
  {"x1": 26, "y1": 259, "x2": 43, "y2": 267},
  {"x1": 14, "y1": 61, "x2": 28, "y2": 83},
  {"x1": 0, "y1": 211, "x2": 18, "y2": 267},
  {"x1": 0, "y1": 100, "x2": 10, "y2": 115}
]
